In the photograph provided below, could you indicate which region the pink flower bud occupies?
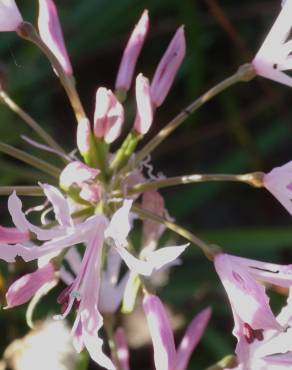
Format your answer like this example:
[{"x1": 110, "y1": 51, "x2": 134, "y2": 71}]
[
  {"x1": 150, "y1": 26, "x2": 186, "y2": 107},
  {"x1": 0, "y1": 226, "x2": 29, "y2": 243},
  {"x1": 113, "y1": 328, "x2": 130, "y2": 370},
  {"x1": 134, "y1": 73, "x2": 153, "y2": 135},
  {"x1": 0, "y1": 0, "x2": 23, "y2": 31},
  {"x1": 77, "y1": 118, "x2": 91, "y2": 156},
  {"x1": 115, "y1": 10, "x2": 149, "y2": 92},
  {"x1": 6, "y1": 263, "x2": 54, "y2": 308},
  {"x1": 60, "y1": 161, "x2": 99, "y2": 190},
  {"x1": 38, "y1": 0, "x2": 73, "y2": 74},
  {"x1": 94, "y1": 87, "x2": 124, "y2": 144}
]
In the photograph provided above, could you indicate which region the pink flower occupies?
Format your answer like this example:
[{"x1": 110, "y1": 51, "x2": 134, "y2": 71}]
[
  {"x1": 214, "y1": 253, "x2": 292, "y2": 334},
  {"x1": 38, "y1": 0, "x2": 73, "y2": 74},
  {"x1": 6, "y1": 263, "x2": 54, "y2": 308},
  {"x1": 263, "y1": 161, "x2": 292, "y2": 215},
  {"x1": 0, "y1": 0, "x2": 23, "y2": 32},
  {"x1": 143, "y1": 294, "x2": 211, "y2": 370},
  {"x1": 134, "y1": 73, "x2": 153, "y2": 135},
  {"x1": 150, "y1": 26, "x2": 186, "y2": 107},
  {"x1": 252, "y1": 0, "x2": 292, "y2": 87},
  {"x1": 94, "y1": 87, "x2": 124, "y2": 144},
  {"x1": 115, "y1": 10, "x2": 149, "y2": 92},
  {"x1": 0, "y1": 226, "x2": 29, "y2": 243}
]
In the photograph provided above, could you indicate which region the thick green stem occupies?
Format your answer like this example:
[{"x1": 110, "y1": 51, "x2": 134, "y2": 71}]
[
  {"x1": 17, "y1": 22, "x2": 86, "y2": 123},
  {"x1": 0, "y1": 90, "x2": 64, "y2": 154},
  {"x1": 0, "y1": 142, "x2": 60, "y2": 178},
  {"x1": 133, "y1": 204, "x2": 220, "y2": 261},
  {"x1": 120, "y1": 64, "x2": 256, "y2": 175},
  {"x1": 112, "y1": 172, "x2": 264, "y2": 197}
]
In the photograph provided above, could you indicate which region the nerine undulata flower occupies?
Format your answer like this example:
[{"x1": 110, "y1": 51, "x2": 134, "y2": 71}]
[
  {"x1": 0, "y1": 0, "x2": 23, "y2": 32},
  {"x1": 150, "y1": 26, "x2": 186, "y2": 107},
  {"x1": 94, "y1": 87, "x2": 124, "y2": 144},
  {"x1": 143, "y1": 294, "x2": 211, "y2": 370},
  {"x1": 5, "y1": 263, "x2": 55, "y2": 308},
  {"x1": 252, "y1": 0, "x2": 292, "y2": 87},
  {"x1": 38, "y1": 0, "x2": 73, "y2": 74},
  {"x1": 115, "y1": 10, "x2": 149, "y2": 92},
  {"x1": 134, "y1": 73, "x2": 153, "y2": 135},
  {"x1": 263, "y1": 160, "x2": 292, "y2": 216},
  {"x1": 227, "y1": 288, "x2": 292, "y2": 370}
]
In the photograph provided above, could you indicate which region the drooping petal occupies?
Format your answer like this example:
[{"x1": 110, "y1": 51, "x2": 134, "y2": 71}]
[
  {"x1": 115, "y1": 10, "x2": 149, "y2": 92},
  {"x1": 6, "y1": 263, "x2": 54, "y2": 308},
  {"x1": 38, "y1": 0, "x2": 73, "y2": 74},
  {"x1": 175, "y1": 308, "x2": 211, "y2": 370},
  {"x1": 113, "y1": 327, "x2": 130, "y2": 370},
  {"x1": 0, "y1": 0, "x2": 23, "y2": 32},
  {"x1": 143, "y1": 294, "x2": 176, "y2": 370},
  {"x1": 146, "y1": 244, "x2": 189, "y2": 270},
  {"x1": 150, "y1": 26, "x2": 186, "y2": 107},
  {"x1": 0, "y1": 226, "x2": 29, "y2": 243},
  {"x1": 134, "y1": 73, "x2": 153, "y2": 135},
  {"x1": 214, "y1": 253, "x2": 281, "y2": 331}
]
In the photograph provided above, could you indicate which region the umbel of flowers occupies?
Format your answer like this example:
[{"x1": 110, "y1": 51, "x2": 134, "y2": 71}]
[{"x1": 0, "y1": 0, "x2": 291, "y2": 369}]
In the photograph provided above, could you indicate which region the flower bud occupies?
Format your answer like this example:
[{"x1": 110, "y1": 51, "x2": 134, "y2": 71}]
[
  {"x1": 94, "y1": 87, "x2": 124, "y2": 144},
  {"x1": 134, "y1": 73, "x2": 153, "y2": 135},
  {"x1": 6, "y1": 263, "x2": 54, "y2": 308},
  {"x1": 115, "y1": 10, "x2": 149, "y2": 92},
  {"x1": 38, "y1": 0, "x2": 72, "y2": 74},
  {"x1": 77, "y1": 118, "x2": 91, "y2": 156},
  {"x1": 150, "y1": 26, "x2": 186, "y2": 107},
  {"x1": 0, "y1": 0, "x2": 23, "y2": 32}
]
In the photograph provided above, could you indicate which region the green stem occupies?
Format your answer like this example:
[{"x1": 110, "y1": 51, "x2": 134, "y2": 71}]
[
  {"x1": 17, "y1": 22, "x2": 86, "y2": 123},
  {"x1": 120, "y1": 64, "x2": 256, "y2": 175},
  {"x1": 132, "y1": 204, "x2": 220, "y2": 261},
  {"x1": 0, "y1": 142, "x2": 60, "y2": 178},
  {"x1": 0, "y1": 90, "x2": 64, "y2": 154},
  {"x1": 112, "y1": 172, "x2": 264, "y2": 197},
  {"x1": 0, "y1": 186, "x2": 43, "y2": 196}
]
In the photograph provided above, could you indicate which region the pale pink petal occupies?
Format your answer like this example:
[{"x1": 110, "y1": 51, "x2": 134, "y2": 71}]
[
  {"x1": 77, "y1": 118, "x2": 91, "y2": 156},
  {"x1": 115, "y1": 245, "x2": 153, "y2": 276},
  {"x1": 59, "y1": 266, "x2": 74, "y2": 285},
  {"x1": 94, "y1": 87, "x2": 112, "y2": 138},
  {"x1": 72, "y1": 319, "x2": 84, "y2": 353},
  {"x1": 8, "y1": 191, "x2": 64, "y2": 240},
  {"x1": 6, "y1": 263, "x2": 54, "y2": 308},
  {"x1": 150, "y1": 26, "x2": 186, "y2": 107},
  {"x1": 0, "y1": 0, "x2": 23, "y2": 32},
  {"x1": 214, "y1": 253, "x2": 281, "y2": 331},
  {"x1": 252, "y1": 0, "x2": 292, "y2": 87},
  {"x1": 134, "y1": 73, "x2": 153, "y2": 135},
  {"x1": 115, "y1": 10, "x2": 149, "y2": 91},
  {"x1": 60, "y1": 161, "x2": 99, "y2": 189},
  {"x1": 38, "y1": 0, "x2": 72, "y2": 74},
  {"x1": 114, "y1": 327, "x2": 130, "y2": 370},
  {"x1": 39, "y1": 183, "x2": 72, "y2": 227},
  {"x1": 143, "y1": 294, "x2": 176, "y2": 370},
  {"x1": 65, "y1": 247, "x2": 82, "y2": 276},
  {"x1": 0, "y1": 226, "x2": 29, "y2": 243},
  {"x1": 175, "y1": 308, "x2": 211, "y2": 370},
  {"x1": 146, "y1": 244, "x2": 188, "y2": 270}
]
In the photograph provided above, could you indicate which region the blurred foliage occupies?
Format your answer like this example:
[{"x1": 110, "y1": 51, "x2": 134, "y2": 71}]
[{"x1": 0, "y1": 1, "x2": 291, "y2": 369}]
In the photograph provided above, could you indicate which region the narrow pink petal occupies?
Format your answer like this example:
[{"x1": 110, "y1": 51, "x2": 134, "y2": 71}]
[
  {"x1": 113, "y1": 327, "x2": 130, "y2": 370},
  {"x1": 94, "y1": 87, "x2": 112, "y2": 139},
  {"x1": 150, "y1": 26, "x2": 186, "y2": 107},
  {"x1": 0, "y1": 226, "x2": 29, "y2": 243},
  {"x1": 60, "y1": 161, "x2": 99, "y2": 189},
  {"x1": 38, "y1": 0, "x2": 72, "y2": 74},
  {"x1": 6, "y1": 263, "x2": 54, "y2": 307},
  {"x1": 143, "y1": 294, "x2": 176, "y2": 370},
  {"x1": 146, "y1": 244, "x2": 189, "y2": 270},
  {"x1": 0, "y1": 0, "x2": 23, "y2": 32},
  {"x1": 77, "y1": 118, "x2": 91, "y2": 156},
  {"x1": 39, "y1": 183, "x2": 72, "y2": 227},
  {"x1": 115, "y1": 245, "x2": 153, "y2": 276},
  {"x1": 214, "y1": 253, "x2": 281, "y2": 331},
  {"x1": 134, "y1": 73, "x2": 153, "y2": 135},
  {"x1": 175, "y1": 308, "x2": 211, "y2": 370},
  {"x1": 115, "y1": 10, "x2": 149, "y2": 91},
  {"x1": 65, "y1": 247, "x2": 82, "y2": 276}
]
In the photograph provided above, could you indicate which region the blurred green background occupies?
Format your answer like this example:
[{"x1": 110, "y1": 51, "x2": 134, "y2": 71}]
[{"x1": 0, "y1": 0, "x2": 291, "y2": 369}]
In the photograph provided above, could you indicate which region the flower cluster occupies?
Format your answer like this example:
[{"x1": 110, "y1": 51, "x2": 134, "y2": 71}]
[{"x1": 0, "y1": 0, "x2": 291, "y2": 369}]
